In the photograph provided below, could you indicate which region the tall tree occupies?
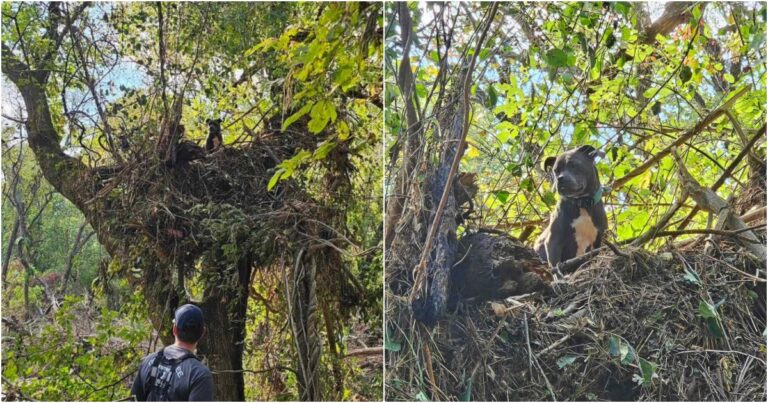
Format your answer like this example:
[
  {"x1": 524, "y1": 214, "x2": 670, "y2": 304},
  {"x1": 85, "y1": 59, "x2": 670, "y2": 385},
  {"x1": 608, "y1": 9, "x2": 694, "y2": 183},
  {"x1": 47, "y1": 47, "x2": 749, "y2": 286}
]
[{"x1": 3, "y1": 2, "x2": 382, "y2": 400}]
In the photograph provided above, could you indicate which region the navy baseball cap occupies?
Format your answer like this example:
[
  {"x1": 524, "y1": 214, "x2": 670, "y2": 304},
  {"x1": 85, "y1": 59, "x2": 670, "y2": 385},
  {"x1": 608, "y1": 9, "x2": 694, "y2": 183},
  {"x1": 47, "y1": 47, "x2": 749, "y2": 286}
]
[{"x1": 174, "y1": 304, "x2": 205, "y2": 342}]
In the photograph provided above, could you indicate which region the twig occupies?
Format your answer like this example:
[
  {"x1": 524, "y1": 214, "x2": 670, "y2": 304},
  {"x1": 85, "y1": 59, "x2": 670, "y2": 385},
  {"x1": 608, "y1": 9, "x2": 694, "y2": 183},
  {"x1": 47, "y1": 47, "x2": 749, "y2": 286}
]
[
  {"x1": 604, "y1": 240, "x2": 629, "y2": 258},
  {"x1": 524, "y1": 314, "x2": 557, "y2": 401},
  {"x1": 156, "y1": 2, "x2": 168, "y2": 115},
  {"x1": 676, "y1": 350, "x2": 766, "y2": 366},
  {"x1": 536, "y1": 333, "x2": 573, "y2": 358},
  {"x1": 422, "y1": 339, "x2": 439, "y2": 399},
  {"x1": 645, "y1": 225, "x2": 766, "y2": 242},
  {"x1": 558, "y1": 246, "x2": 607, "y2": 275},
  {"x1": 212, "y1": 366, "x2": 298, "y2": 375}
]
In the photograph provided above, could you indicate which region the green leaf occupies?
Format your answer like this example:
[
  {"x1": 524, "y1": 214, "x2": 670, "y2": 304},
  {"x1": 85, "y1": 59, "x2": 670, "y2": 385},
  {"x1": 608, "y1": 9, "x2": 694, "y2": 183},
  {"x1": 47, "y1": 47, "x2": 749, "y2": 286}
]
[
  {"x1": 621, "y1": 345, "x2": 636, "y2": 365},
  {"x1": 460, "y1": 378, "x2": 472, "y2": 401},
  {"x1": 415, "y1": 83, "x2": 428, "y2": 98},
  {"x1": 573, "y1": 122, "x2": 590, "y2": 144},
  {"x1": 692, "y1": 4, "x2": 702, "y2": 20},
  {"x1": 542, "y1": 191, "x2": 556, "y2": 207},
  {"x1": 613, "y1": 2, "x2": 630, "y2": 16},
  {"x1": 723, "y1": 73, "x2": 735, "y2": 84},
  {"x1": 505, "y1": 163, "x2": 522, "y2": 176},
  {"x1": 415, "y1": 391, "x2": 430, "y2": 401},
  {"x1": 619, "y1": 342, "x2": 630, "y2": 362},
  {"x1": 493, "y1": 190, "x2": 510, "y2": 203},
  {"x1": 651, "y1": 102, "x2": 662, "y2": 115},
  {"x1": 679, "y1": 65, "x2": 693, "y2": 83},
  {"x1": 608, "y1": 335, "x2": 621, "y2": 357},
  {"x1": 267, "y1": 168, "x2": 286, "y2": 191},
  {"x1": 313, "y1": 141, "x2": 337, "y2": 160},
  {"x1": 308, "y1": 100, "x2": 337, "y2": 133},
  {"x1": 698, "y1": 300, "x2": 718, "y2": 319},
  {"x1": 639, "y1": 358, "x2": 657, "y2": 385},
  {"x1": 282, "y1": 102, "x2": 314, "y2": 131},
  {"x1": 706, "y1": 317, "x2": 725, "y2": 338},
  {"x1": 486, "y1": 84, "x2": 498, "y2": 109},
  {"x1": 521, "y1": 178, "x2": 534, "y2": 192},
  {"x1": 384, "y1": 338, "x2": 401, "y2": 352},
  {"x1": 337, "y1": 120, "x2": 351, "y2": 141},
  {"x1": 544, "y1": 48, "x2": 574, "y2": 68},
  {"x1": 682, "y1": 267, "x2": 701, "y2": 285},
  {"x1": 557, "y1": 355, "x2": 578, "y2": 369}
]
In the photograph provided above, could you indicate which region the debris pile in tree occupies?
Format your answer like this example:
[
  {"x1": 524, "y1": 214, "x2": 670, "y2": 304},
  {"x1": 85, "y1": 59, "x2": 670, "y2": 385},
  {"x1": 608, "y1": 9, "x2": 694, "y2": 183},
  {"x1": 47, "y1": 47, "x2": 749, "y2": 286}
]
[{"x1": 386, "y1": 234, "x2": 766, "y2": 401}]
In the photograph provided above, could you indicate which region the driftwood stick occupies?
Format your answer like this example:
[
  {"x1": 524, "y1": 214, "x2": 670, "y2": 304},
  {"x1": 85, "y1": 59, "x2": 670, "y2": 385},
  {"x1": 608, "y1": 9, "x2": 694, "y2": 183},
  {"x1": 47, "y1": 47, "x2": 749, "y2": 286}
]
[
  {"x1": 672, "y1": 150, "x2": 766, "y2": 261},
  {"x1": 344, "y1": 347, "x2": 383, "y2": 358},
  {"x1": 675, "y1": 123, "x2": 766, "y2": 232}
]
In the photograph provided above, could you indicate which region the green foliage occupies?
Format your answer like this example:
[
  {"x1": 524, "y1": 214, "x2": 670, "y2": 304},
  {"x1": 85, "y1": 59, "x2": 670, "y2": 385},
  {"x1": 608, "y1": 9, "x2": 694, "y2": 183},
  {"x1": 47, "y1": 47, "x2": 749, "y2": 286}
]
[
  {"x1": 607, "y1": 335, "x2": 658, "y2": 387},
  {"x1": 259, "y1": 2, "x2": 381, "y2": 189},
  {"x1": 385, "y1": 2, "x2": 766, "y2": 247},
  {"x1": 698, "y1": 299, "x2": 725, "y2": 338},
  {"x1": 556, "y1": 355, "x2": 579, "y2": 369},
  {"x1": 2, "y1": 294, "x2": 150, "y2": 400}
]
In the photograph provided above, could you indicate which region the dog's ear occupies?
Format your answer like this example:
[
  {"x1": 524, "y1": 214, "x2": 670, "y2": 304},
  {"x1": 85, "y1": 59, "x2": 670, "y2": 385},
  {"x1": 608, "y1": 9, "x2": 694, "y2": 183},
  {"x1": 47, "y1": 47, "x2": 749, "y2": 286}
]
[
  {"x1": 217, "y1": 118, "x2": 223, "y2": 124},
  {"x1": 576, "y1": 145, "x2": 605, "y2": 159},
  {"x1": 543, "y1": 156, "x2": 556, "y2": 172},
  {"x1": 205, "y1": 119, "x2": 211, "y2": 124}
]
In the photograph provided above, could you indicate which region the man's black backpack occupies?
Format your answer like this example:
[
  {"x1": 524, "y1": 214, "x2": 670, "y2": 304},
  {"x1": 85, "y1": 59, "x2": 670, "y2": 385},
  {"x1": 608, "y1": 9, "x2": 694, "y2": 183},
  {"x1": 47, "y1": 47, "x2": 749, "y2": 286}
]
[{"x1": 145, "y1": 347, "x2": 198, "y2": 401}]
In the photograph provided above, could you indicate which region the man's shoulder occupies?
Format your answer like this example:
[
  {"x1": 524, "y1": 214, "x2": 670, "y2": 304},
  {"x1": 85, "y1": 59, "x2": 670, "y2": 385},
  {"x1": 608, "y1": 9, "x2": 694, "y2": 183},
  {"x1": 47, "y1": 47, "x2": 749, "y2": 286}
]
[
  {"x1": 183, "y1": 356, "x2": 211, "y2": 373},
  {"x1": 140, "y1": 351, "x2": 160, "y2": 366}
]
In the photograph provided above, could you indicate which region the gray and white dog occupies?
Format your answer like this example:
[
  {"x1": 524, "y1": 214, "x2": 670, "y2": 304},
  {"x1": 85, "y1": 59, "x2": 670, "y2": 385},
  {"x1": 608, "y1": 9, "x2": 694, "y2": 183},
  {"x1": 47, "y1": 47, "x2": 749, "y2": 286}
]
[{"x1": 535, "y1": 145, "x2": 608, "y2": 269}]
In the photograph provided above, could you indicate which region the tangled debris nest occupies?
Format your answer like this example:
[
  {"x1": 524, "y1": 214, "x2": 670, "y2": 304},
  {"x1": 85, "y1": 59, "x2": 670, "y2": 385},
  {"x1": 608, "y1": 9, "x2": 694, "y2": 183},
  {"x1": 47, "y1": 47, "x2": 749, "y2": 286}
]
[
  {"x1": 386, "y1": 235, "x2": 766, "y2": 401},
  {"x1": 80, "y1": 115, "x2": 364, "y2": 338}
]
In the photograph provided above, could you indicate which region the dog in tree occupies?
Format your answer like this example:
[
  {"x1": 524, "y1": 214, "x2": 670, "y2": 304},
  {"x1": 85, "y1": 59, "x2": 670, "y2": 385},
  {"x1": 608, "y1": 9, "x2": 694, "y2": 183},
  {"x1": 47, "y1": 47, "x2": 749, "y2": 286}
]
[
  {"x1": 205, "y1": 118, "x2": 223, "y2": 153},
  {"x1": 534, "y1": 145, "x2": 608, "y2": 271}
]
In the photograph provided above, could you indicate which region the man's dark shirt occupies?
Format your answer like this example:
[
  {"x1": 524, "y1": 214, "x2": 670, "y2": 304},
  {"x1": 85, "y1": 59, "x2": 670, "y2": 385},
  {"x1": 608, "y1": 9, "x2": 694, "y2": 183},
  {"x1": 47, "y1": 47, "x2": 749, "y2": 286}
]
[{"x1": 131, "y1": 345, "x2": 214, "y2": 401}]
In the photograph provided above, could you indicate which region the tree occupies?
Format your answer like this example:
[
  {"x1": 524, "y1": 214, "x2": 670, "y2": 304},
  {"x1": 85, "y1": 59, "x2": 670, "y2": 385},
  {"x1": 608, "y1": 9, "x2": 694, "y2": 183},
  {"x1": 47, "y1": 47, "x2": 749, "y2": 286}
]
[{"x1": 3, "y1": 2, "x2": 382, "y2": 400}]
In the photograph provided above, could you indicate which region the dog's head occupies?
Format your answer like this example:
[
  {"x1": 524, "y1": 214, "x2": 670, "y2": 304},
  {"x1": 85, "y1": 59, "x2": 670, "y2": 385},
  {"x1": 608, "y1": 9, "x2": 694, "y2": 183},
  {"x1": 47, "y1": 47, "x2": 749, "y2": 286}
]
[
  {"x1": 542, "y1": 145, "x2": 605, "y2": 198},
  {"x1": 205, "y1": 118, "x2": 222, "y2": 133}
]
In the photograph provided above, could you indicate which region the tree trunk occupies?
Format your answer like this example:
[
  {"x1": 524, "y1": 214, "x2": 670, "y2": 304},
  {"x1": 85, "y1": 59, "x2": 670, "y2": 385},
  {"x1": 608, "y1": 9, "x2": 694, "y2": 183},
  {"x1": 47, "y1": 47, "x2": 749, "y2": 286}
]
[
  {"x1": 59, "y1": 223, "x2": 91, "y2": 295},
  {"x1": 408, "y1": 4, "x2": 498, "y2": 326},
  {"x1": 285, "y1": 249, "x2": 322, "y2": 401},
  {"x1": 197, "y1": 257, "x2": 252, "y2": 401},
  {"x1": 2, "y1": 218, "x2": 20, "y2": 288}
]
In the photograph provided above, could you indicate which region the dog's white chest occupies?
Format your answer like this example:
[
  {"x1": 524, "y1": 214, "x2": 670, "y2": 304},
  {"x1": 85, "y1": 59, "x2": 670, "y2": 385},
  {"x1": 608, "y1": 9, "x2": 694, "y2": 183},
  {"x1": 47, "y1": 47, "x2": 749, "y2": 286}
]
[{"x1": 571, "y1": 208, "x2": 597, "y2": 255}]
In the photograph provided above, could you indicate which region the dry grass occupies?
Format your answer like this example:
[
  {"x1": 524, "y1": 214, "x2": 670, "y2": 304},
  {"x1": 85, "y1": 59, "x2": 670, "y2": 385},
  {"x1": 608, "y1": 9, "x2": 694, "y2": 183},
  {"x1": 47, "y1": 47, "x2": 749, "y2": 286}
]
[{"x1": 386, "y1": 239, "x2": 766, "y2": 401}]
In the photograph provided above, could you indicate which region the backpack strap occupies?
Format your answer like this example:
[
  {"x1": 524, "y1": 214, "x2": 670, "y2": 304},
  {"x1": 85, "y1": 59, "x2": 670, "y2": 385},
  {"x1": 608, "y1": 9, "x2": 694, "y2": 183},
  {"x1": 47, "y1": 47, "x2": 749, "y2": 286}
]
[
  {"x1": 145, "y1": 347, "x2": 200, "y2": 400},
  {"x1": 145, "y1": 347, "x2": 166, "y2": 397}
]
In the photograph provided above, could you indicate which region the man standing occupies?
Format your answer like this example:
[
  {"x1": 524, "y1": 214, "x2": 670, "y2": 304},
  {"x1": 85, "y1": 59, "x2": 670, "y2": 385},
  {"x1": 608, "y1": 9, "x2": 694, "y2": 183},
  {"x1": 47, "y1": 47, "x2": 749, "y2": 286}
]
[{"x1": 132, "y1": 304, "x2": 215, "y2": 401}]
